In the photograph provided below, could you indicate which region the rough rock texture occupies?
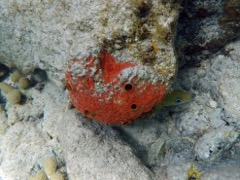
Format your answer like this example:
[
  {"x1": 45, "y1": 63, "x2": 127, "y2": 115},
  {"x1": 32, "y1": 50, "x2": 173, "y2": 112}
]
[
  {"x1": 0, "y1": 121, "x2": 54, "y2": 179},
  {"x1": 177, "y1": 0, "x2": 240, "y2": 64},
  {"x1": 0, "y1": 83, "x2": 154, "y2": 179},
  {"x1": 113, "y1": 39, "x2": 240, "y2": 179},
  {"x1": 58, "y1": 109, "x2": 154, "y2": 179},
  {"x1": 194, "y1": 126, "x2": 239, "y2": 161},
  {"x1": 0, "y1": 0, "x2": 180, "y2": 89},
  {"x1": 201, "y1": 160, "x2": 240, "y2": 180}
]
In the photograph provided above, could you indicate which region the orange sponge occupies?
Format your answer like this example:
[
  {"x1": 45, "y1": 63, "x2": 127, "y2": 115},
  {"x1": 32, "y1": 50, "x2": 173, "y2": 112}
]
[{"x1": 65, "y1": 51, "x2": 166, "y2": 124}]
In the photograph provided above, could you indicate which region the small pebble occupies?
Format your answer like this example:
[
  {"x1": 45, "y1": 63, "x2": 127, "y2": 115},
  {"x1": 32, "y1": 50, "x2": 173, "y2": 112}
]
[{"x1": 206, "y1": 100, "x2": 218, "y2": 108}]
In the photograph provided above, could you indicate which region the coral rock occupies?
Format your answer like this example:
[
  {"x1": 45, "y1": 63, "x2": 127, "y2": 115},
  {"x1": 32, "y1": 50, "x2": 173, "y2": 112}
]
[{"x1": 65, "y1": 51, "x2": 166, "y2": 124}]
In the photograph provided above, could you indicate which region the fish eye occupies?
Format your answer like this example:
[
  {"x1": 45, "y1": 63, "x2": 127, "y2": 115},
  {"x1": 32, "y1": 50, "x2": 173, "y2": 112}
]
[{"x1": 175, "y1": 98, "x2": 182, "y2": 103}]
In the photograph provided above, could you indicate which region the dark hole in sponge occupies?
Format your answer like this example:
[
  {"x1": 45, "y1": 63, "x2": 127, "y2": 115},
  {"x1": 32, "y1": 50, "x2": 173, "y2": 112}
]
[
  {"x1": 125, "y1": 83, "x2": 133, "y2": 91},
  {"x1": 131, "y1": 104, "x2": 137, "y2": 110},
  {"x1": 83, "y1": 110, "x2": 90, "y2": 116}
]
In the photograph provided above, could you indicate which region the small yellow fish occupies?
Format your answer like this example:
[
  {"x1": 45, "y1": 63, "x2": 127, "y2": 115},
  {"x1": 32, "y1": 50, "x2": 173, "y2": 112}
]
[{"x1": 156, "y1": 90, "x2": 191, "y2": 109}]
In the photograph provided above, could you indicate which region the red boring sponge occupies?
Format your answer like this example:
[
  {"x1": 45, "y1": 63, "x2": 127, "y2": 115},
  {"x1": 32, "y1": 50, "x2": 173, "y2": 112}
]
[{"x1": 65, "y1": 51, "x2": 166, "y2": 124}]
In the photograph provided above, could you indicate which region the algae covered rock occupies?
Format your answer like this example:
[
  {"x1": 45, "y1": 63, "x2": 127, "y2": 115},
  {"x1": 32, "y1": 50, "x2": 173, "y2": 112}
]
[
  {"x1": 0, "y1": 0, "x2": 180, "y2": 88},
  {"x1": 0, "y1": 0, "x2": 182, "y2": 124},
  {"x1": 177, "y1": 0, "x2": 240, "y2": 63},
  {"x1": 97, "y1": 0, "x2": 181, "y2": 89},
  {"x1": 65, "y1": 0, "x2": 183, "y2": 124},
  {"x1": 219, "y1": 0, "x2": 240, "y2": 34},
  {"x1": 194, "y1": 125, "x2": 239, "y2": 161}
]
